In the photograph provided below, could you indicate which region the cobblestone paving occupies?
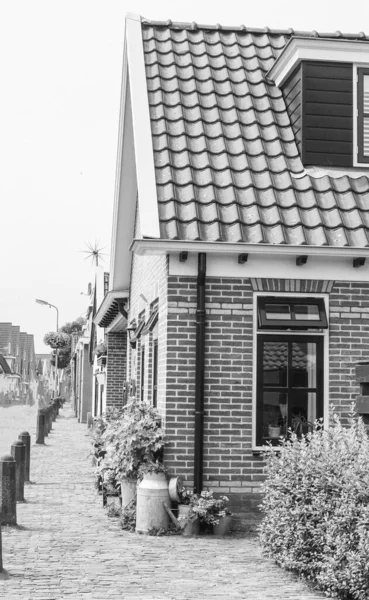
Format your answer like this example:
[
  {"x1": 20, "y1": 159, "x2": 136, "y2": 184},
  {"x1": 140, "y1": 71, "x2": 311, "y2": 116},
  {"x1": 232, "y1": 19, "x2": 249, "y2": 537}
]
[{"x1": 0, "y1": 403, "x2": 326, "y2": 599}]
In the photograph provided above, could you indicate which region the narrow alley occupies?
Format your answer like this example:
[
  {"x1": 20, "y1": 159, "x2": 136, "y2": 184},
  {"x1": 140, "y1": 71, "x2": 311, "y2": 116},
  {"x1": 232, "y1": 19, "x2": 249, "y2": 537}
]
[{"x1": 0, "y1": 404, "x2": 325, "y2": 600}]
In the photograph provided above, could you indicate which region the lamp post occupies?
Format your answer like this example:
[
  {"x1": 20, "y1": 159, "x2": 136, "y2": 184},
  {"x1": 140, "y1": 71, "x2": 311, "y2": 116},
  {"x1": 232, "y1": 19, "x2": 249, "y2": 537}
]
[{"x1": 35, "y1": 299, "x2": 59, "y2": 398}]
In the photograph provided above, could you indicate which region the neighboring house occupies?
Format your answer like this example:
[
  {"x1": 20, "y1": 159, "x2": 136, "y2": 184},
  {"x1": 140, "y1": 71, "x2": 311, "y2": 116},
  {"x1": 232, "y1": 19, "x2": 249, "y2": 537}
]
[
  {"x1": 71, "y1": 313, "x2": 93, "y2": 424},
  {"x1": 94, "y1": 14, "x2": 369, "y2": 518},
  {"x1": 89, "y1": 267, "x2": 109, "y2": 418},
  {"x1": 0, "y1": 322, "x2": 37, "y2": 404}
]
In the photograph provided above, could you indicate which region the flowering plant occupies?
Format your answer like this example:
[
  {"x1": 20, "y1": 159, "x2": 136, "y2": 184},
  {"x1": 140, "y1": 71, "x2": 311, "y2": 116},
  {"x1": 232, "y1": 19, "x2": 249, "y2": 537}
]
[
  {"x1": 178, "y1": 486, "x2": 193, "y2": 505},
  {"x1": 181, "y1": 490, "x2": 232, "y2": 526}
]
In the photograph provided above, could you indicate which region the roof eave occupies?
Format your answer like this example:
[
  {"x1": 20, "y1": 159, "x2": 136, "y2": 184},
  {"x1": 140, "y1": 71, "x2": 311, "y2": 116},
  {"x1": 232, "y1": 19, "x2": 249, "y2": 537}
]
[{"x1": 130, "y1": 238, "x2": 369, "y2": 259}]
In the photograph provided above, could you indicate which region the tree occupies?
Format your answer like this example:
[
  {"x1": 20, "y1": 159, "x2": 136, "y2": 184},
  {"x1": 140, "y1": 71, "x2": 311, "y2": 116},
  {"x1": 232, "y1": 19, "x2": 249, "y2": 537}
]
[{"x1": 43, "y1": 317, "x2": 86, "y2": 370}]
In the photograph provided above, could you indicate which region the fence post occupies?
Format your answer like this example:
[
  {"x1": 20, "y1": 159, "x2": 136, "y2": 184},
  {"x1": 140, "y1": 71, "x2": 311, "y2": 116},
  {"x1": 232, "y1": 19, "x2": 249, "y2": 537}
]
[
  {"x1": 18, "y1": 432, "x2": 31, "y2": 482},
  {"x1": 0, "y1": 455, "x2": 17, "y2": 525},
  {"x1": 11, "y1": 441, "x2": 25, "y2": 502}
]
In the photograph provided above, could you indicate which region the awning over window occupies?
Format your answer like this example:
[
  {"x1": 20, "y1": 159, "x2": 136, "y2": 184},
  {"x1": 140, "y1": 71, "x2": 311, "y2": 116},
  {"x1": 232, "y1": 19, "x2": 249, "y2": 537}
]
[{"x1": 258, "y1": 297, "x2": 328, "y2": 330}]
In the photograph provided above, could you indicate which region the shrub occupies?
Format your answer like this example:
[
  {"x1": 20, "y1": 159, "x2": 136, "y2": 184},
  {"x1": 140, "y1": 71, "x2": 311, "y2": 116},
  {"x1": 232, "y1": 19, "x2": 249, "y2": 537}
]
[{"x1": 259, "y1": 408, "x2": 369, "y2": 599}]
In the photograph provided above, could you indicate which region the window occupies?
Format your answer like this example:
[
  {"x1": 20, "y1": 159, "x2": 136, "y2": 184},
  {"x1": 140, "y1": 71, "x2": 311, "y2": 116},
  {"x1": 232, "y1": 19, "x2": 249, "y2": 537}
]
[
  {"x1": 258, "y1": 297, "x2": 327, "y2": 330},
  {"x1": 357, "y1": 67, "x2": 369, "y2": 163},
  {"x1": 140, "y1": 347, "x2": 145, "y2": 402},
  {"x1": 153, "y1": 340, "x2": 158, "y2": 408},
  {"x1": 255, "y1": 296, "x2": 326, "y2": 447}
]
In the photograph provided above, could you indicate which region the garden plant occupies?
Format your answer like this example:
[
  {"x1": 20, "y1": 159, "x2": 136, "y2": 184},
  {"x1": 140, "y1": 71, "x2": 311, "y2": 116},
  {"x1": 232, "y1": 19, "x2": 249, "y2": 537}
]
[{"x1": 259, "y1": 407, "x2": 369, "y2": 599}]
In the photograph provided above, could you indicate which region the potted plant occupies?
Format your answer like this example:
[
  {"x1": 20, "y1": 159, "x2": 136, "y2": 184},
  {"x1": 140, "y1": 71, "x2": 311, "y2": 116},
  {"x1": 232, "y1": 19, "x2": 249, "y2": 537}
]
[
  {"x1": 101, "y1": 400, "x2": 168, "y2": 507},
  {"x1": 176, "y1": 486, "x2": 194, "y2": 526},
  {"x1": 268, "y1": 421, "x2": 281, "y2": 439},
  {"x1": 178, "y1": 490, "x2": 233, "y2": 536}
]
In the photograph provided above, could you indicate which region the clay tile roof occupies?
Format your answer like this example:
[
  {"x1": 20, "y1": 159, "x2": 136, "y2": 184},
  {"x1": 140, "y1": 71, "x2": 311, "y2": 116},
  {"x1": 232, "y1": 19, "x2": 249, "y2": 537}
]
[{"x1": 141, "y1": 19, "x2": 369, "y2": 246}]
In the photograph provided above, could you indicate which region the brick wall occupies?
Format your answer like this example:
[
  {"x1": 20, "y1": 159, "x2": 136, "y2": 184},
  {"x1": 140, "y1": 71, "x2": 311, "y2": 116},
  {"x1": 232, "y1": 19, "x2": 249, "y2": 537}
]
[
  {"x1": 165, "y1": 275, "x2": 265, "y2": 503},
  {"x1": 106, "y1": 331, "x2": 127, "y2": 408},
  {"x1": 128, "y1": 202, "x2": 168, "y2": 417},
  {"x1": 329, "y1": 280, "x2": 369, "y2": 423}
]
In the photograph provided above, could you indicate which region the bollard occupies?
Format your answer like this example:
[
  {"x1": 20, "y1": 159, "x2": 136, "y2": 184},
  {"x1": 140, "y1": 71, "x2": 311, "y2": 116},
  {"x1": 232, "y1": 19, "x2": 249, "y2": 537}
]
[
  {"x1": 0, "y1": 521, "x2": 2, "y2": 572},
  {"x1": 51, "y1": 401, "x2": 57, "y2": 422},
  {"x1": 47, "y1": 405, "x2": 53, "y2": 432},
  {"x1": 11, "y1": 441, "x2": 25, "y2": 502},
  {"x1": 87, "y1": 412, "x2": 93, "y2": 428},
  {"x1": 36, "y1": 409, "x2": 46, "y2": 444},
  {"x1": 0, "y1": 455, "x2": 17, "y2": 525},
  {"x1": 18, "y1": 432, "x2": 31, "y2": 482}
]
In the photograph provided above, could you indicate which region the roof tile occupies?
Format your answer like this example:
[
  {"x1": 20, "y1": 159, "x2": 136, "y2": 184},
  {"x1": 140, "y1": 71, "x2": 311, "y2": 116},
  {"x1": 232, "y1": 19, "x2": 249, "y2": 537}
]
[{"x1": 142, "y1": 21, "x2": 369, "y2": 247}]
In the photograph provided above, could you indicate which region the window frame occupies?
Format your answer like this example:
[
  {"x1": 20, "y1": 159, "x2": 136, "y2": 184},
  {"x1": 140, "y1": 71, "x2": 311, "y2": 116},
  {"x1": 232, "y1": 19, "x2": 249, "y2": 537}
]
[
  {"x1": 252, "y1": 292, "x2": 329, "y2": 451},
  {"x1": 256, "y1": 333, "x2": 324, "y2": 447},
  {"x1": 357, "y1": 66, "x2": 369, "y2": 164}
]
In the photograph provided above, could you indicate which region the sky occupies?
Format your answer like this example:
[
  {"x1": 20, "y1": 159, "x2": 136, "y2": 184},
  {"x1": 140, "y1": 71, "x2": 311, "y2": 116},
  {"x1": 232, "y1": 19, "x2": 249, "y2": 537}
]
[{"x1": 1, "y1": 0, "x2": 368, "y2": 352}]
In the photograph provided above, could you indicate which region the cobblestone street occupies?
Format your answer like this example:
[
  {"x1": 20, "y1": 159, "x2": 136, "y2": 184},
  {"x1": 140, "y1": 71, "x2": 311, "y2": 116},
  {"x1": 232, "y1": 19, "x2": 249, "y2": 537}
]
[{"x1": 0, "y1": 403, "x2": 325, "y2": 599}]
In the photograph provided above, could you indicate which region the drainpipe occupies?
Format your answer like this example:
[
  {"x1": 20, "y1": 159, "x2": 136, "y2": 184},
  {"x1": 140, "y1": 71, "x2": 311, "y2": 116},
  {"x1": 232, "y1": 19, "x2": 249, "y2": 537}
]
[{"x1": 194, "y1": 253, "x2": 206, "y2": 494}]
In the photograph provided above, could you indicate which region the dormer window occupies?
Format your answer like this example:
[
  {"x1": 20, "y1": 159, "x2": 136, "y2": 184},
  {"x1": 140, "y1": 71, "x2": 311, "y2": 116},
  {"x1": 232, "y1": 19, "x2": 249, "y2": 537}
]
[
  {"x1": 267, "y1": 37, "x2": 369, "y2": 169},
  {"x1": 357, "y1": 67, "x2": 369, "y2": 163}
]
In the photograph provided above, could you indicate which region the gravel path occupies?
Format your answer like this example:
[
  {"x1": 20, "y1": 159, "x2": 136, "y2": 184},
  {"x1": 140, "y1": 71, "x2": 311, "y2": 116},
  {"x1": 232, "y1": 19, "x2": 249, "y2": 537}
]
[{"x1": 0, "y1": 402, "x2": 325, "y2": 599}]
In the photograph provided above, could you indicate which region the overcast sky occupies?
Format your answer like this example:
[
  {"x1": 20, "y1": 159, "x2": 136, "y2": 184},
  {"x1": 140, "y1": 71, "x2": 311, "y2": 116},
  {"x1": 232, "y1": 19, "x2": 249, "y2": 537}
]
[{"x1": 1, "y1": 0, "x2": 367, "y2": 352}]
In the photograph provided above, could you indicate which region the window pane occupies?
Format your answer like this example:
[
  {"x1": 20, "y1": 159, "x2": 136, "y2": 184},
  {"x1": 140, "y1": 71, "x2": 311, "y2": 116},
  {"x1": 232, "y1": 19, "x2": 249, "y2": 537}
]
[
  {"x1": 265, "y1": 304, "x2": 291, "y2": 320},
  {"x1": 364, "y1": 117, "x2": 369, "y2": 156},
  {"x1": 294, "y1": 304, "x2": 320, "y2": 321},
  {"x1": 363, "y1": 75, "x2": 369, "y2": 112},
  {"x1": 263, "y1": 391, "x2": 288, "y2": 439},
  {"x1": 291, "y1": 391, "x2": 316, "y2": 435},
  {"x1": 291, "y1": 342, "x2": 317, "y2": 388},
  {"x1": 263, "y1": 341, "x2": 288, "y2": 386}
]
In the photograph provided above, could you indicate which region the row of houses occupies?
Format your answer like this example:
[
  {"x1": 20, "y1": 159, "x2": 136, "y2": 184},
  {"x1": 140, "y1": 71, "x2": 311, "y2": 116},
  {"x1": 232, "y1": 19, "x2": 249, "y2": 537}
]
[
  {"x1": 0, "y1": 322, "x2": 54, "y2": 405},
  {"x1": 71, "y1": 14, "x2": 369, "y2": 517}
]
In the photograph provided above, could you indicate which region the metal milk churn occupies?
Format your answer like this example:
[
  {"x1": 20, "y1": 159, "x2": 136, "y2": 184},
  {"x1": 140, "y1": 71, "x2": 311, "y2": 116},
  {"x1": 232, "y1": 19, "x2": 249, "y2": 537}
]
[{"x1": 135, "y1": 472, "x2": 170, "y2": 533}]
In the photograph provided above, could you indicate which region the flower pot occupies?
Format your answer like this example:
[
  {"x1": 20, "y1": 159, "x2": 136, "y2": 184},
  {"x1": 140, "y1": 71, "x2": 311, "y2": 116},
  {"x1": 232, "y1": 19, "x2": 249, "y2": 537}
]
[
  {"x1": 178, "y1": 504, "x2": 191, "y2": 529},
  {"x1": 268, "y1": 425, "x2": 281, "y2": 439},
  {"x1": 120, "y1": 478, "x2": 136, "y2": 508},
  {"x1": 182, "y1": 517, "x2": 200, "y2": 537},
  {"x1": 213, "y1": 515, "x2": 232, "y2": 536}
]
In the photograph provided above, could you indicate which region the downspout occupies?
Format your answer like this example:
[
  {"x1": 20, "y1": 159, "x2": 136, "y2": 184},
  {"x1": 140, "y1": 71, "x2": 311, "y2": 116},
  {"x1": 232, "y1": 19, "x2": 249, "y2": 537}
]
[{"x1": 194, "y1": 253, "x2": 206, "y2": 494}]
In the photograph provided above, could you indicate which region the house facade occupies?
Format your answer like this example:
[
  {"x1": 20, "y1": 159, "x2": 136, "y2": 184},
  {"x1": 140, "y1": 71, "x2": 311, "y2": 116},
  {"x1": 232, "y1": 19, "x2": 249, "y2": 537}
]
[{"x1": 94, "y1": 15, "x2": 369, "y2": 517}]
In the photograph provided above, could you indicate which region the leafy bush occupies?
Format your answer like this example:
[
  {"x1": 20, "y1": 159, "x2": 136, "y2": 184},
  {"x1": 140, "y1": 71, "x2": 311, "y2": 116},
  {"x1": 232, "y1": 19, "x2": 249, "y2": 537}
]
[
  {"x1": 259, "y1": 409, "x2": 369, "y2": 599},
  {"x1": 96, "y1": 400, "x2": 167, "y2": 481}
]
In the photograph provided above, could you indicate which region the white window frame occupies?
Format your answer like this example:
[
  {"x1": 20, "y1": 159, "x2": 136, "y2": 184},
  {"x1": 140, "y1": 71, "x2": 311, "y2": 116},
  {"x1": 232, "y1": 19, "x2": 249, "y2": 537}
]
[
  {"x1": 353, "y1": 63, "x2": 369, "y2": 167},
  {"x1": 252, "y1": 291, "x2": 330, "y2": 451}
]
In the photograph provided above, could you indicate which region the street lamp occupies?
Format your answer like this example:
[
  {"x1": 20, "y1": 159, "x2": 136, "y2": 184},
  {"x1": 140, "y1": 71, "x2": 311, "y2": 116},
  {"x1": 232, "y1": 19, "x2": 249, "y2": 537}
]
[{"x1": 35, "y1": 298, "x2": 59, "y2": 397}]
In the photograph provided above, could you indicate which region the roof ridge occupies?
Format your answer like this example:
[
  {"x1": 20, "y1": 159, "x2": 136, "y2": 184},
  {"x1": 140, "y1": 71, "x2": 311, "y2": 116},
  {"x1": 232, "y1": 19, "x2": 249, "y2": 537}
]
[{"x1": 141, "y1": 18, "x2": 368, "y2": 40}]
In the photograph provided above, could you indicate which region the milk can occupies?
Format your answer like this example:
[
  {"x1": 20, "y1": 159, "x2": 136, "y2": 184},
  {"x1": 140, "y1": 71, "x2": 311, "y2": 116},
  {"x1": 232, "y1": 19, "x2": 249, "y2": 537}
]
[{"x1": 135, "y1": 472, "x2": 170, "y2": 533}]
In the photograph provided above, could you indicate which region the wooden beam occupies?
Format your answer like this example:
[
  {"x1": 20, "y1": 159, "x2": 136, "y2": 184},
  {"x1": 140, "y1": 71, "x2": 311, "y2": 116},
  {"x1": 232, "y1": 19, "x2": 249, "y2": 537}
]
[
  {"x1": 353, "y1": 257, "x2": 366, "y2": 268},
  {"x1": 238, "y1": 253, "x2": 248, "y2": 264},
  {"x1": 296, "y1": 255, "x2": 308, "y2": 266}
]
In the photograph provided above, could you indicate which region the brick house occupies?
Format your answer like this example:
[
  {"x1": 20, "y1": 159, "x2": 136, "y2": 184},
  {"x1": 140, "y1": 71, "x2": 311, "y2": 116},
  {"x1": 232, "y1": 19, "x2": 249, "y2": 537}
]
[{"x1": 94, "y1": 15, "x2": 369, "y2": 517}]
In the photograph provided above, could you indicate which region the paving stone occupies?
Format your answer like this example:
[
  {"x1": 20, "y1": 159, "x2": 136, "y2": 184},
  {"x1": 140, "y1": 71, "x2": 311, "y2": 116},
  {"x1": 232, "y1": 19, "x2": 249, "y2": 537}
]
[{"x1": 0, "y1": 403, "x2": 325, "y2": 599}]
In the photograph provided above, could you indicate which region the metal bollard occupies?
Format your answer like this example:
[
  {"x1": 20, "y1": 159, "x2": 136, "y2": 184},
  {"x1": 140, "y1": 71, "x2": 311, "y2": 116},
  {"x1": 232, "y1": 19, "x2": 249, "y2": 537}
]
[
  {"x1": 11, "y1": 441, "x2": 25, "y2": 502},
  {"x1": 36, "y1": 410, "x2": 46, "y2": 444},
  {"x1": 18, "y1": 432, "x2": 31, "y2": 482},
  {"x1": 0, "y1": 455, "x2": 17, "y2": 525},
  {"x1": 47, "y1": 405, "x2": 53, "y2": 431}
]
